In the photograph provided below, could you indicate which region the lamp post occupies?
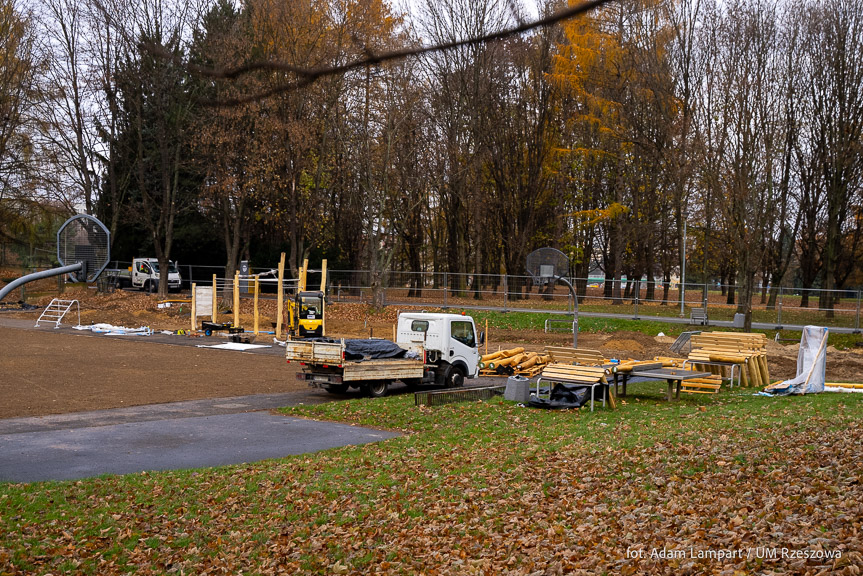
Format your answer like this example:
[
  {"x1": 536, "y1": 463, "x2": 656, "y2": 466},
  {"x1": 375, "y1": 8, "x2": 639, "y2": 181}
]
[{"x1": 680, "y1": 211, "x2": 688, "y2": 318}]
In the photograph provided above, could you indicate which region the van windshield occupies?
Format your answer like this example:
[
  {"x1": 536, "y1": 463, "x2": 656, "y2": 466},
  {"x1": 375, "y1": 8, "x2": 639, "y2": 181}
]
[{"x1": 149, "y1": 261, "x2": 179, "y2": 274}]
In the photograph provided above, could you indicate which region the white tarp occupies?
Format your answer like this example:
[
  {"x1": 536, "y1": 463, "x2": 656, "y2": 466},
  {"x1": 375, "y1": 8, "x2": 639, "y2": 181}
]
[
  {"x1": 195, "y1": 343, "x2": 271, "y2": 351},
  {"x1": 771, "y1": 325, "x2": 828, "y2": 395},
  {"x1": 73, "y1": 323, "x2": 152, "y2": 336}
]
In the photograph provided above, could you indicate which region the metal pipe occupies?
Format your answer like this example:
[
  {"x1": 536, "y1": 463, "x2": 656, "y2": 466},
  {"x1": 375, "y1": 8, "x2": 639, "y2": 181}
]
[
  {"x1": 554, "y1": 275, "x2": 578, "y2": 348},
  {"x1": 680, "y1": 215, "x2": 687, "y2": 317},
  {"x1": 0, "y1": 263, "x2": 83, "y2": 302},
  {"x1": 855, "y1": 290, "x2": 861, "y2": 333}
]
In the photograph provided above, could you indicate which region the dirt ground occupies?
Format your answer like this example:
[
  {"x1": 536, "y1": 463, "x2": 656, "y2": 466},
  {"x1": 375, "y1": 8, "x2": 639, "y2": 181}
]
[
  {"x1": 0, "y1": 322, "x2": 307, "y2": 419},
  {"x1": 2, "y1": 286, "x2": 862, "y2": 420}
]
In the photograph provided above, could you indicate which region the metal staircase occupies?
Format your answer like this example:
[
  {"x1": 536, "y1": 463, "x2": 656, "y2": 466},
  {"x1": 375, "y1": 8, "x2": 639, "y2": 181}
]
[{"x1": 35, "y1": 299, "x2": 80, "y2": 328}]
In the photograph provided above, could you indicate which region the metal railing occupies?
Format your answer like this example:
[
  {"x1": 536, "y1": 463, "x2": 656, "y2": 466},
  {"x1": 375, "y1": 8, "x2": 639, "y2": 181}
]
[{"x1": 326, "y1": 270, "x2": 861, "y2": 332}]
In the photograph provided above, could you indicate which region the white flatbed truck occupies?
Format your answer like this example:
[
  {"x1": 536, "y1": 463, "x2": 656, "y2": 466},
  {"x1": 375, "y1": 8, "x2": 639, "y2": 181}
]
[{"x1": 286, "y1": 312, "x2": 483, "y2": 397}]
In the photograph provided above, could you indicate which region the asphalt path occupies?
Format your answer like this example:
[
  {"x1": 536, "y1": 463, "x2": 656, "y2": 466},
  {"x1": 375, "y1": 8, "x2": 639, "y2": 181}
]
[{"x1": 0, "y1": 394, "x2": 400, "y2": 483}]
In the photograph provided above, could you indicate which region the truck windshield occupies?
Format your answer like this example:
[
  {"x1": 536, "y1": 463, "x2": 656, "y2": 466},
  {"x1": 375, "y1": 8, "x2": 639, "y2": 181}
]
[{"x1": 451, "y1": 321, "x2": 475, "y2": 348}]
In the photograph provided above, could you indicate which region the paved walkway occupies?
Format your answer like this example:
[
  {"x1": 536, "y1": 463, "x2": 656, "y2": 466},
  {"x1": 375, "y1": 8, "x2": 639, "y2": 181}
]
[{"x1": 0, "y1": 393, "x2": 399, "y2": 483}]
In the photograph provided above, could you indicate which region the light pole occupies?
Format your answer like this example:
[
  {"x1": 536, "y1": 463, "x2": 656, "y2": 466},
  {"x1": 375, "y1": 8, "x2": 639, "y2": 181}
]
[{"x1": 679, "y1": 211, "x2": 688, "y2": 318}]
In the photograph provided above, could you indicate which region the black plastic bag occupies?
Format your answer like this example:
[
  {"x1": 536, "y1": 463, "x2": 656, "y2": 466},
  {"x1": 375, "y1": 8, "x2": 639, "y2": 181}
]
[{"x1": 528, "y1": 383, "x2": 590, "y2": 410}]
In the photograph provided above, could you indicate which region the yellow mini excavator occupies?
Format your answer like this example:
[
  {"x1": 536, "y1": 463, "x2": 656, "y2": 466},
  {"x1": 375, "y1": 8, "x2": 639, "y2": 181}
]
[{"x1": 288, "y1": 259, "x2": 327, "y2": 338}]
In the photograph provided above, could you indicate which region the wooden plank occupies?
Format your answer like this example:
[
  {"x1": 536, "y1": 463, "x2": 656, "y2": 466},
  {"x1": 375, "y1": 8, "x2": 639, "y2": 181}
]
[
  {"x1": 541, "y1": 367, "x2": 608, "y2": 379},
  {"x1": 233, "y1": 272, "x2": 240, "y2": 327},
  {"x1": 758, "y1": 354, "x2": 770, "y2": 386},
  {"x1": 747, "y1": 356, "x2": 762, "y2": 388},
  {"x1": 212, "y1": 274, "x2": 218, "y2": 322},
  {"x1": 515, "y1": 366, "x2": 543, "y2": 378},
  {"x1": 276, "y1": 253, "x2": 285, "y2": 339},
  {"x1": 682, "y1": 382, "x2": 721, "y2": 389},
  {"x1": 343, "y1": 361, "x2": 424, "y2": 381},
  {"x1": 542, "y1": 364, "x2": 607, "y2": 373},
  {"x1": 253, "y1": 277, "x2": 260, "y2": 335},
  {"x1": 544, "y1": 346, "x2": 606, "y2": 365},
  {"x1": 190, "y1": 282, "x2": 197, "y2": 332}
]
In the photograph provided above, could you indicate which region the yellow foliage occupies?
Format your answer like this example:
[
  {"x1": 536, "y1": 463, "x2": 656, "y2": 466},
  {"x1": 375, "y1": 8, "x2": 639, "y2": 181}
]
[{"x1": 571, "y1": 203, "x2": 629, "y2": 228}]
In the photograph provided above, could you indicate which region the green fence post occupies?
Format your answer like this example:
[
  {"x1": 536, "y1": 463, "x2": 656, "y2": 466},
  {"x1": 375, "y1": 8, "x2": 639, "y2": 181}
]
[
  {"x1": 856, "y1": 290, "x2": 861, "y2": 333},
  {"x1": 503, "y1": 274, "x2": 508, "y2": 312},
  {"x1": 777, "y1": 286, "x2": 783, "y2": 329}
]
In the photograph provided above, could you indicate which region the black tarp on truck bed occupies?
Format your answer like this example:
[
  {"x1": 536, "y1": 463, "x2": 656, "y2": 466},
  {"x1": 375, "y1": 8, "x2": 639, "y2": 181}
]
[{"x1": 307, "y1": 338, "x2": 408, "y2": 361}]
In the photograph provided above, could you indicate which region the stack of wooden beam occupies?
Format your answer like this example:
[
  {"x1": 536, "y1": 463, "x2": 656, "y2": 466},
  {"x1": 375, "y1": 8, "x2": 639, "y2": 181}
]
[
  {"x1": 543, "y1": 346, "x2": 607, "y2": 366},
  {"x1": 687, "y1": 332, "x2": 770, "y2": 388},
  {"x1": 479, "y1": 348, "x2": 551, "y2": 377}
]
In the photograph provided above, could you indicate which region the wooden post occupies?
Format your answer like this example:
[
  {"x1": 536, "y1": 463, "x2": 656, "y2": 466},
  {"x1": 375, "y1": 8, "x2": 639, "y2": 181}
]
[
  {"x1": 233, "y1": 272, "x2": 240, "y2": 327},
  {"x1": 276, "y1": 253, "x2": 285, "y2": 339},
  {"x1": 191, "y1": 283, "x2": 197, "y2": 332},
  {"x1": 253, "y1": 277, "x2": 260, "y2": 335},
  {"x1": 212, "y1": 274, "x2": 218, "y2": 322},
  {"x1": 320, "y1": 259, "x2": 328, "y2": 292},
  {"x1": 299, "y1": 258, "x2": 309, "y2": 292}
]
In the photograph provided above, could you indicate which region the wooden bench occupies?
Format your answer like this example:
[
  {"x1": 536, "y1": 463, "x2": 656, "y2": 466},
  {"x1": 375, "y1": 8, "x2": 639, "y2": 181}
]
[
  {"x1": 690, "y1": 307, "x2": 709, "y2": 325},
  {"x1": 686, "y1": 332, "x2": 769, "y2": 388},
  {"x1": 680, "y1": 373, "x2": 724, "y2": 394},
  {"x1": 543, "y1": 346, "x2": 607, "y2": 366},
  {"x1": 536, "y1": 364, "x2": 610, "y2": 411}
]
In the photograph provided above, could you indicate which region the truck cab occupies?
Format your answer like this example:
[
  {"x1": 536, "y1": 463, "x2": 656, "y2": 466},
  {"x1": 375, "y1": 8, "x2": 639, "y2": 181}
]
[
  {"x1": 132, "y1": 258, "x2": 182, "y2": 292},
  {"x1": 396, "y1": 312, "x2": 482, "y2": 383}
]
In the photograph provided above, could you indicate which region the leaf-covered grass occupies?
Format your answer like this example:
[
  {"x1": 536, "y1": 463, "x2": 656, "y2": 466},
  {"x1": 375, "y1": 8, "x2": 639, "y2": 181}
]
[{"x1": 2, "y1": 390, "x2": 862, "y2": 574}]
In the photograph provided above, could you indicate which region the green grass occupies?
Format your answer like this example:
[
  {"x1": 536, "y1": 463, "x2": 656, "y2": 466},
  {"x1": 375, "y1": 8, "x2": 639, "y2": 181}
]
[{"x1": 2, "y1": 389, "x2": 861, "y2": 573}]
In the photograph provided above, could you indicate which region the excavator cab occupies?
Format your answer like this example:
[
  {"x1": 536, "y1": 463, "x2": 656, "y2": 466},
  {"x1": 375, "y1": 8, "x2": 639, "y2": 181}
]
[{"x1": 297, "y1": 291, "x2": 325, "y2": 338}]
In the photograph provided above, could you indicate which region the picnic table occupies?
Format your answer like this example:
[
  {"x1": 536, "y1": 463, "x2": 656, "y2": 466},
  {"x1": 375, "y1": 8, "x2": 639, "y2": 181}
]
[{"x1": 627, "y1": 367, "x2": 714, "y2": 401}]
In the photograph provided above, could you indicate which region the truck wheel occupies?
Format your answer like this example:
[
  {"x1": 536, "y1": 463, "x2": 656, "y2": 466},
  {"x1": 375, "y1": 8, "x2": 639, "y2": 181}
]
[
  {"x1": 367, "y1": 380, "x2": 389, "y2": 398},
  {"x1": 324, "y1": 384, "x2": 349, "y2": 394},
  {"x1": 446, "y1": 367, "x2": 465, "y2": 389}
]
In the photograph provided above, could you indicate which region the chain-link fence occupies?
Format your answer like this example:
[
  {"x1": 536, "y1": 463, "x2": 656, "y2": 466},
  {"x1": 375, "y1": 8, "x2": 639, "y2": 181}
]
[{"x1": 4, "y1": 262, "x2": 860, "y2": 331}]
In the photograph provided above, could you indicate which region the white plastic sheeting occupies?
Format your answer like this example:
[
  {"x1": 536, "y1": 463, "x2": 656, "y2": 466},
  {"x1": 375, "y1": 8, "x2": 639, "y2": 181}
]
[
  {"x1": 73, "y1": 323, "x2": 153, "y2": 336},
  {"x1": 770, "y1": 326, "x2": 828, "y2": 395},
  {"x1": 195, "y1": 343, "x2": 271, "y2": 351}
]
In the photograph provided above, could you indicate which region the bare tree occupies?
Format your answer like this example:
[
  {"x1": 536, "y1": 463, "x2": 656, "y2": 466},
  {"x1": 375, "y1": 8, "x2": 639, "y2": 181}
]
[
  {"x1": 32, "y1": 0, "x2": 101, "y2": 215},
  {"x1": 0, "y1": 0, "x2": 37, "y2": 203},
  {"x1": 417, "y1": 0, "x2": 511, "y2": 293},
  {"x1": 114, "y1": 0, "x2": 207, "y2": 296},
  {"x1": 805, "y1": 0, "x2": 863, "y2": 316}
]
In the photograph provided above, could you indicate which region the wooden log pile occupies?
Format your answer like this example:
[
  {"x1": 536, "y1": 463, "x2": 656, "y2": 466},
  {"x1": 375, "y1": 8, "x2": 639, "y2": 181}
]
[
  {"x1": 688, "y1": 332, "x2": 770, "y2": 388},
  {"x1": 479, "y1": 348, "x2": 551, "y2": 377}
]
